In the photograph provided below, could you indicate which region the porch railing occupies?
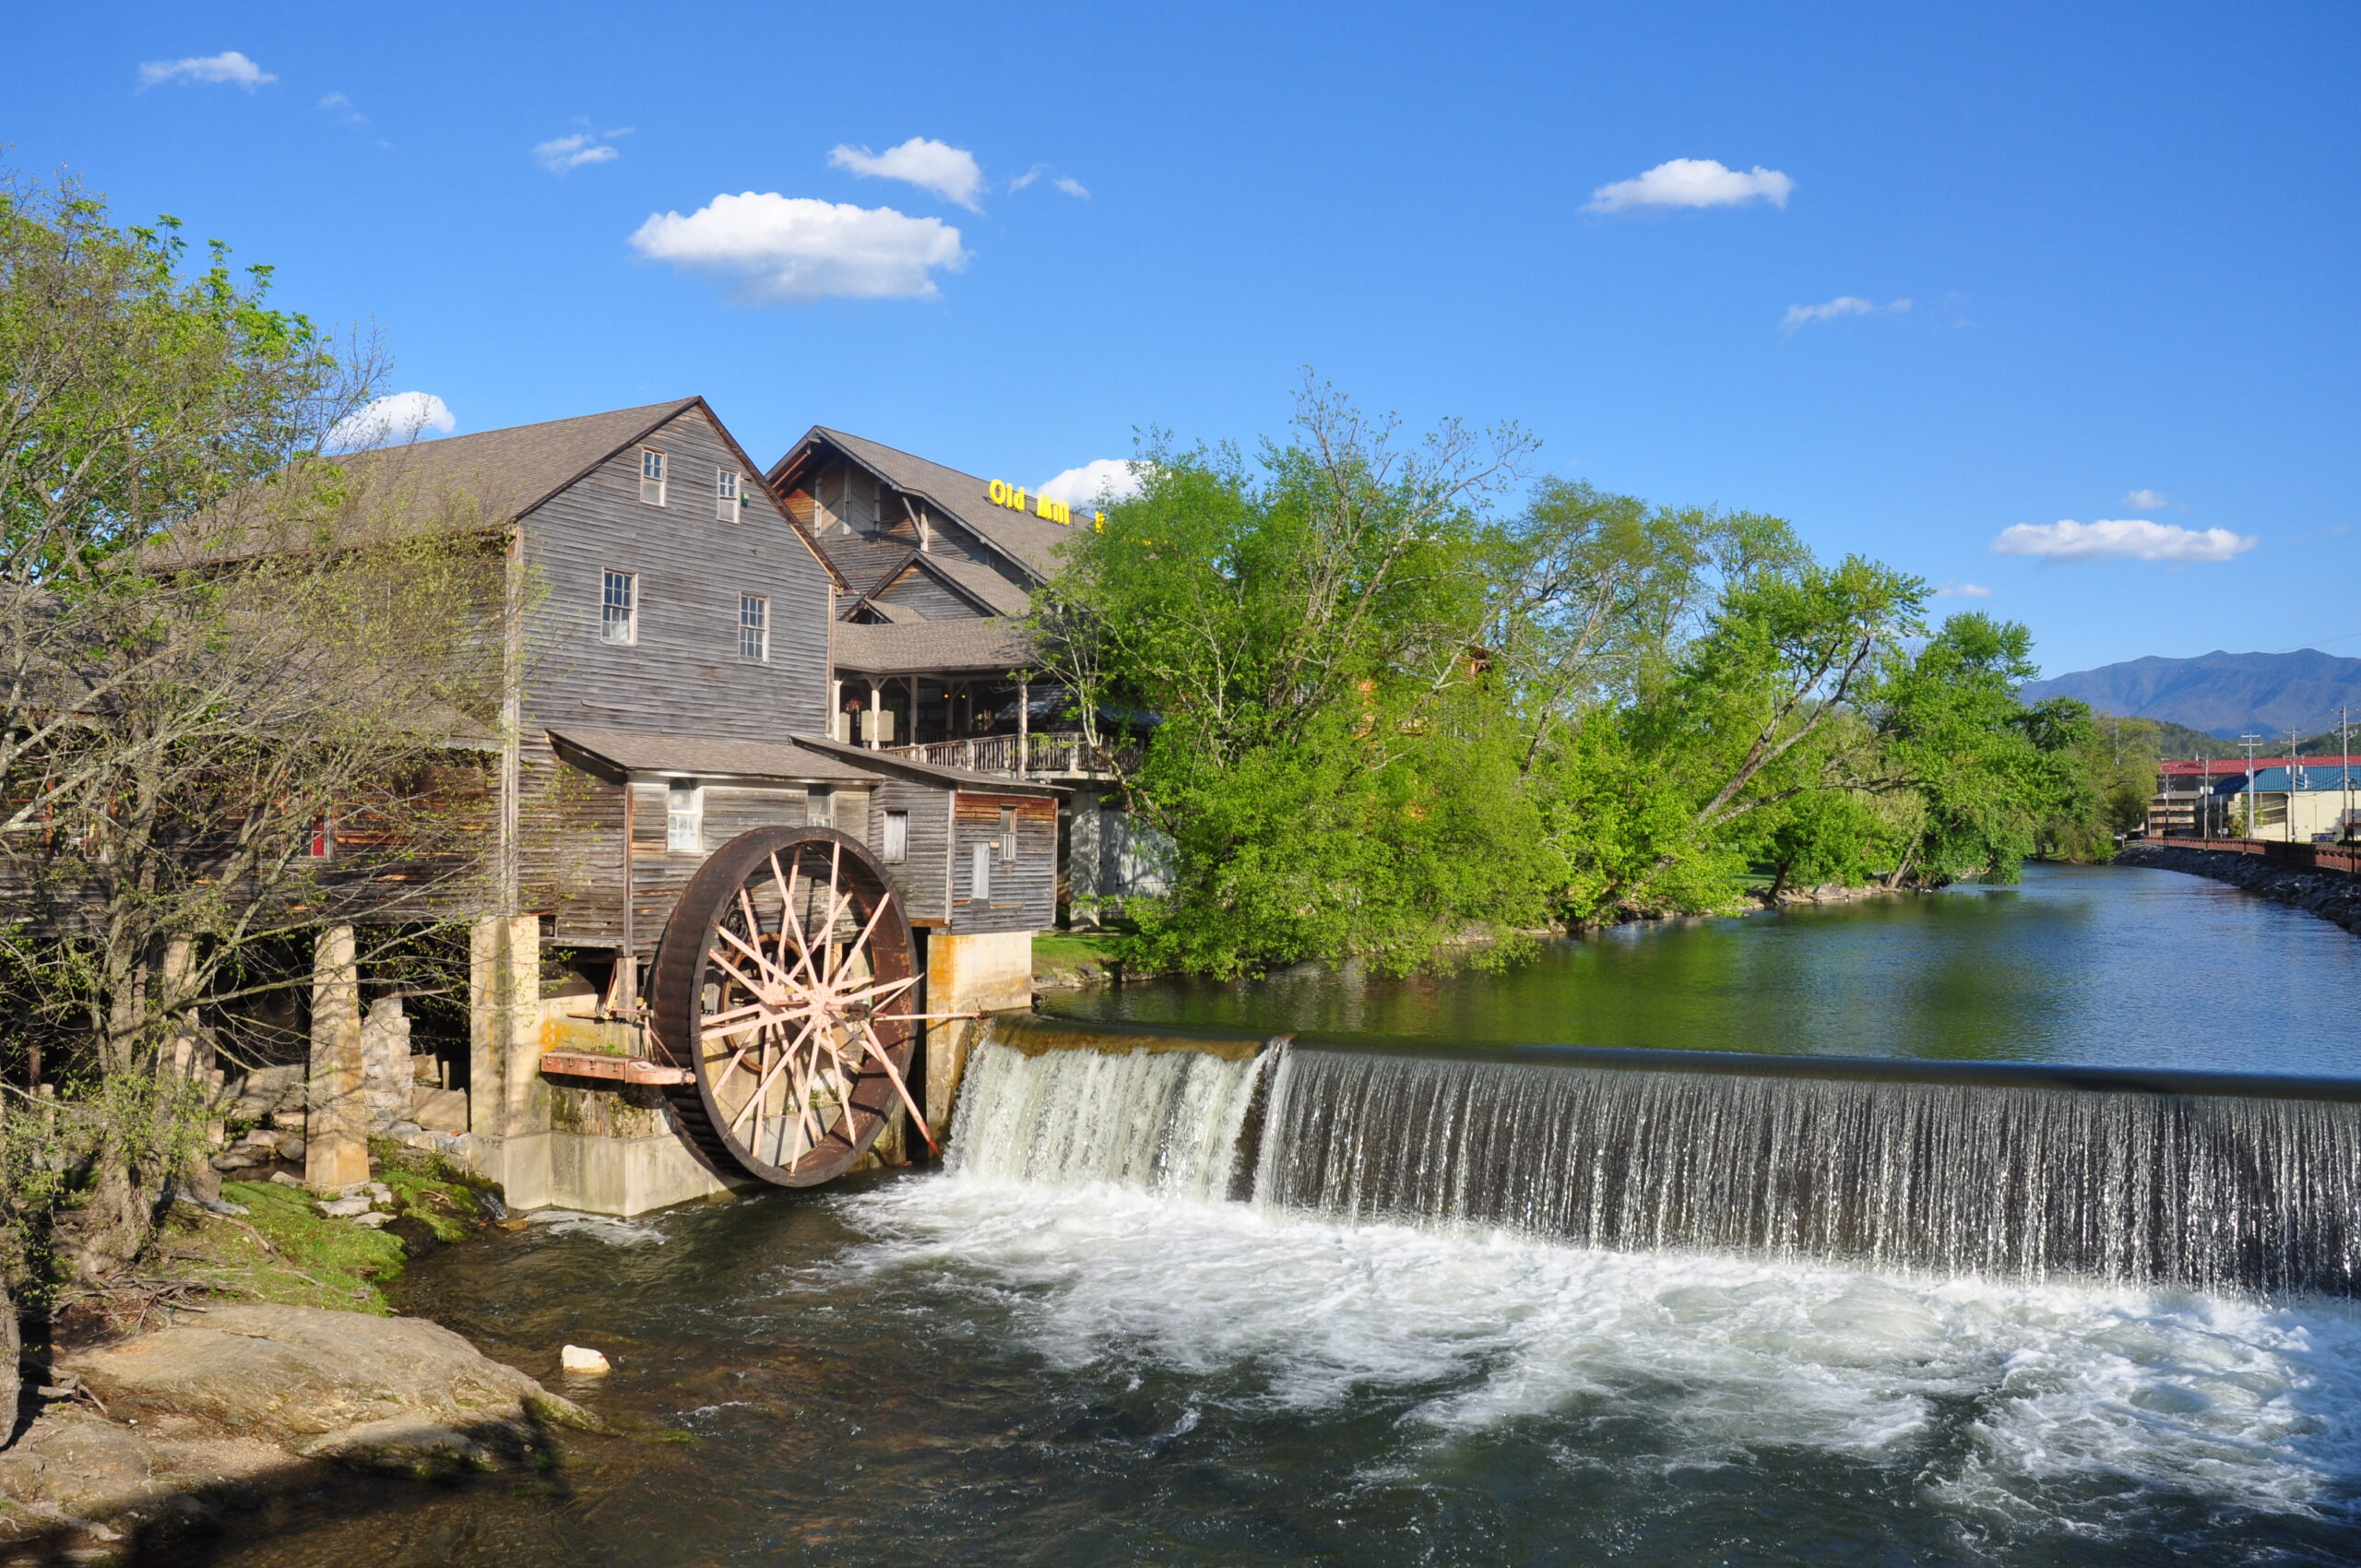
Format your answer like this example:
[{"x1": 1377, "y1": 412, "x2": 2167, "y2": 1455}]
[{"x1": 879, "y1": 731, "x2": 1139, "y2": 778}]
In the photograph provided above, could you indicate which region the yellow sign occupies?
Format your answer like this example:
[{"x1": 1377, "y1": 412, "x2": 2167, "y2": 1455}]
[{"x1": 985, "y1": 480, "x2": 1108, "y2": 530}]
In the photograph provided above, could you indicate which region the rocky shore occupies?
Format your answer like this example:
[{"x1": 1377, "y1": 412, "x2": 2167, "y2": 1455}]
[
  {"x1": 2114, "y1": 842, "x2": 2361, "y2": 937},
  {"x1": 1, "y1": 1301, "x2": 598, "y2": 1559}
]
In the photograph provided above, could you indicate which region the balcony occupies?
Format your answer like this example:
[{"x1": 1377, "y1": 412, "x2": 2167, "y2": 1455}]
[{"x1": 879, "y1": 730, "x2": 1139, "y2": 781}]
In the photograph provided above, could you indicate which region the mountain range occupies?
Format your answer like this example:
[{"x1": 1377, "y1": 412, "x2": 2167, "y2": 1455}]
[{"x1": 2021, "y1": 650, "x2": 2361, "y2": 740}]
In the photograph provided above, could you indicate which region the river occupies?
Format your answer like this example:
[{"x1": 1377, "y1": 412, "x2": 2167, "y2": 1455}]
[{"x1": 196, "y1": 864, "x2": 2361, "y2": 1565}]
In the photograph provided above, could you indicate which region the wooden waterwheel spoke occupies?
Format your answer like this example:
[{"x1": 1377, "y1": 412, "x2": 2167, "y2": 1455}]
[
  {"x1": 732, "y1": 1012, "x2": 823, "y2": 1138},
  {"x1": 856, "y1": 1019, "x2": 938, "y2": 1153},
  {"x1": 831, "y1": 972, "x2": 920, "y2": 1011}
]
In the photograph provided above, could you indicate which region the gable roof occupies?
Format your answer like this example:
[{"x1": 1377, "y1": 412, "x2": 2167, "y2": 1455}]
[
  {"x1": 770, "y1": 426, "x2": 1080, "y2": 583},
  {"x1": 151, "y1": 398, "x2": 841, "y2": 587}
]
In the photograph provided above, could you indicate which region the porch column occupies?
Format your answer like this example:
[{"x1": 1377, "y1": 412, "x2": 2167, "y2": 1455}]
[
  {"x1": 868, "y1": 679, "x2": 883, "y2": 749},
  {"x1": 1016, "y1": 680, "x2": 1029, "y2": 778},
  {"x1": 304, "y1": 924, "x2": 370, "y2": 1191},
  {"x1": 830, "y1": 678, "x2": 843, "y2": 742}
]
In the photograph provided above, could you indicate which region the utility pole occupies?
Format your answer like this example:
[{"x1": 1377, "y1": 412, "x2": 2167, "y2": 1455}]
[
  {"x1": 2239, "y1": 733, "x2": 2263, "y2": 841},
  {"x1": 2343, "y1": 707, "x2": 2353, "y2": 847},
  {"x1": 2201, "y1": 753, "x2": 2211, "y2": 840},
  {"x1": 2291, "y1": 728, "x2": 2303, "y2": 843}
]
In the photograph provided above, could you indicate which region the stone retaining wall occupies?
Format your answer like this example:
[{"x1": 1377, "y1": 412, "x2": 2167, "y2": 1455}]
[{"x1": 2115, "y1": 843, "x2": 2361, "y2": 937}]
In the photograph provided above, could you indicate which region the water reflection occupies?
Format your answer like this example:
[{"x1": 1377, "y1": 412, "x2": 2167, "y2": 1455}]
[{"x1": 1050, "y1": 865, "x2": 2361, "y2": 1077}]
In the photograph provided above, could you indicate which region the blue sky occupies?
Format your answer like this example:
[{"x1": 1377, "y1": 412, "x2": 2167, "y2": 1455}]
[{"x1": 8, "y1": 2, "x2": 2356, "y2": 676}]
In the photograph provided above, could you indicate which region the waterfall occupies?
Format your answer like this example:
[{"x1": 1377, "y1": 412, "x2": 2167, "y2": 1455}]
[
  {"x1": 946, "y1": 1026, "x2": 1270, "y2": 1201},
  {"x1": 947, "y1": 1024, "x2": 2361, "y2": 1295}
]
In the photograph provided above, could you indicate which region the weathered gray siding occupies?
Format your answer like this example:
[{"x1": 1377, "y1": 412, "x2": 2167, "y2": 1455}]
[
  {"x1": 949, "y1": 792, "x2": 1057, "y2": 934},
  {"x1": 516, "y1": 406, "x2": 831, "y2": 742},
  {"x1": 874, "y1": 566, "x2": 978, "y2": 622},
  {"x1": 864, "y1": 774, "x2": 955, "y2": 924}
]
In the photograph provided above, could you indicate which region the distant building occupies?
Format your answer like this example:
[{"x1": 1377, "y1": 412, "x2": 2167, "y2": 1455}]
[{"x1": 2150, "y1": 757, "x2": 2361, "y2": 841}]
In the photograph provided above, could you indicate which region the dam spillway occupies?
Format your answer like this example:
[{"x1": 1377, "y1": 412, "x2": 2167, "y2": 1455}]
[{"x1": 952, "y1": 1021, "x2": 2361, "y2": 1296}]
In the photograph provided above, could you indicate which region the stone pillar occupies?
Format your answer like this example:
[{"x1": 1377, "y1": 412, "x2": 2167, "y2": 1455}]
[
  {"x1": 359, "y1": 994, "x2": 412, "y2": 1132},
  {"x1": 468, "y1": 914, "x2": 544, "y2": 1139},
  {"x1": 304, "y1": 924, "x2": 370, "y2": 1191}
]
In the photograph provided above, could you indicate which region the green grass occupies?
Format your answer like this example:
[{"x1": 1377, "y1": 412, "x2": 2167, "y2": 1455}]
[
  {"x1": 154, "y1": 1143, "x2": 504, "y2": 1313},
  {"x1": 1034, "y1": 930, "x2": 1122, "y2": 968}
]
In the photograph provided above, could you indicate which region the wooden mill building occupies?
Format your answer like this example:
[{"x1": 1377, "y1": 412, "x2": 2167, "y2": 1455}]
[{"x1": 188, "y1": 398, "x2": 1071, "y2": 1212}]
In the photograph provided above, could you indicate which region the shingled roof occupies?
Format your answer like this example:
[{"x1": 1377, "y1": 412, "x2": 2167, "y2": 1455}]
[
  {"x1": 547, "y1": 727, "x2": 878, "y2": 784},
  {"x1": 149, "y1": 398, "x2": 706, "y2": 566},
  {"x1": 833, "y1": 617, "x2": 1036, "y2": 675},
  {"x1": 774, "y1": 427, "x2": 1081, "y2": 582}
]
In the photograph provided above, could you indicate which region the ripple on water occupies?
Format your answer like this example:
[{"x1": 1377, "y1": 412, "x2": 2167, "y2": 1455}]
[{"x1": 832, "y1": 1174, "x2": 2361, "y2": 1537}]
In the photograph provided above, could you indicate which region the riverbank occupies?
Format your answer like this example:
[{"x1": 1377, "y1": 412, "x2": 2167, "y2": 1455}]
[
  {"x1": 0, "y1": 1150, "x2": 597, "y2": 1559},
  {"x1": 2115, "y1": 841, "x2": 2361, "y2": 937}
]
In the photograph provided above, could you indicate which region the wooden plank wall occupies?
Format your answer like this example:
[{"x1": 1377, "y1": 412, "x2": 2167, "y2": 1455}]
[
  {"x1": 949, "y1": 792, "x2": 1057, "y2": 933},
  {"x1": 517, "y1": 406, "x2": 832, "y2": 745},
  {"x1": 865, "y1": 774, "x2": 955, "y2": 924},
  {"x1": 874, "y1": 567, "x2": 978, "y2": 621}
]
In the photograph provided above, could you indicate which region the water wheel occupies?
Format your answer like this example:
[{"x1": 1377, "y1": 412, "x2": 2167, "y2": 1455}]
[{"x1": 647, "y1": 826, "x2": 938, "y2": 1187}]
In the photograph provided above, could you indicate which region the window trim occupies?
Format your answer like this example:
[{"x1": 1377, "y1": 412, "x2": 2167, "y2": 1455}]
[
  {"x1": 716, "y1": 468, "x2": 742, "y2": 523},
  {"x1": 997, "y1": 805, "x2": 1018, "y2": 863},
  {"x1": 639, "y1": 447, "x2": 667, "y2": 506},
  {"x1": 665, "y1": 781, "x2": 702, "y2": 854},
  {"x1": 739, "y1": 593, "x2": 769, "y2": 662},
  {"x1": 600, "y1": 569, "x2": 638, "y2": 646}
]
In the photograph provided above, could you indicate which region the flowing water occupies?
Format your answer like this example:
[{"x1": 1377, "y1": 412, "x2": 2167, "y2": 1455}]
[{"x1": 172, "y1": 865, "x2": 2361, "y2": 1565}]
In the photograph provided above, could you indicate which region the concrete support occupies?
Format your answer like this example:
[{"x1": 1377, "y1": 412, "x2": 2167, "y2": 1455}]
[
  {"x1": 303, "y1": 924, "x2": 370, "y2": 1191},
  {"x1": 464, "y1": 914, "x2": 552, "y2": 1208},
  {"x1": 920, "y1": 930, "x2": 1034, "y2": 1144}
]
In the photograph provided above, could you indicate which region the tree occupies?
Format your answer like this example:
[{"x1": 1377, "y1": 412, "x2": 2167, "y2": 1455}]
[
  {"x1": 0, "y1": 172, "x2": 498, "y2": 1391},
  {"x1": 1032, "y1": 379, "x2": 1546, "y2": 975}
]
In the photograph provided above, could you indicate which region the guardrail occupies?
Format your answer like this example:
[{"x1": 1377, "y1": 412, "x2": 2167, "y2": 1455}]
[{"x1": 2150, "y1": 837, "x2": 2361, "y2": 874}]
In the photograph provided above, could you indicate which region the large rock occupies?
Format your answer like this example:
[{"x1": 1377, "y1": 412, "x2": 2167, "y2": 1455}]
[
  {"x1": 62, "y1": 1302, "x2": 595, "y2": 1443},
  {"x1": 360, "y1": 993, "x2": 414, "y2": 1133}
]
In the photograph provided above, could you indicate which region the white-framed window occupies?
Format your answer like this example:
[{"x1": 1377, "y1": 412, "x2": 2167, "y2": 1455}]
[
  {"x1": 998, "y1": 805, "x2": 1018, "y2": 863},
  {"x1": 307, "y1": 814, "x2": 333, "y2": 861},
  {"x1": 639, "y1": 448, "x2": 667, "y2": 506},
  {"x1": 665, "y1": 781, "x2": 701, "y2": 853},
  {"x1": 882, "y1": 810, "x2": 908, "y2": 864},
  {"x1": 970, "y1": 840, "x2": 991, "y2": 900},
  {"x1": 806, "y1": 789, "x2": 834, "y2": 828},
  {"x1": 600, "y1": 569, "x2": 637, "y2": 645},
  {"x1": 716, "y1": 469, "x2": 742, "y2": 522},
  {"x1": 739, "y1": 594, "x2": 768, "y2": 661}
]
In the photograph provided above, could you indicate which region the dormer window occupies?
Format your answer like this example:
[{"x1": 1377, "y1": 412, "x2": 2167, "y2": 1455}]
[
  {"x1": 716, "y1": 469, "x2": 742, "y2": 522},
  {"x1": 639, "y1": 448, "x2": 667, "y2": 506}
]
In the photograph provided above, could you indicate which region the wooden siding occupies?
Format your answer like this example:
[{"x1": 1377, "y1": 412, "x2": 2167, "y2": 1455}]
[
  {"x1": 874, "y1": 565, "x2": 979, "y2": 622},
  {"x1": 516, "y1": 405, "x2": 831, "y2": 745},
  {"x1": 949, "y1": 793, "x2": 1057, "y2": 934},
  {"x1": 863, "y1": 774, "x2": 955, "y2": 924}
]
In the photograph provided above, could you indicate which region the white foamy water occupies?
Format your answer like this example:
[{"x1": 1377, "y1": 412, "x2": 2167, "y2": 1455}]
[{"x1": 837, "y1": 1174, "x2": 2361, "y2": 1529}]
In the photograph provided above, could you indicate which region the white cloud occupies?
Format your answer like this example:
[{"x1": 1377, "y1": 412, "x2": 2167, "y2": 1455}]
[
  {"x1": 629, "y1": 193, "x2": 968, "y2": 304},
  {"x1": 1038, "y1": 459, "x2": 1146, "y2": 511},
  {"x1": 1935, "y1": 580, "x2": 1994, "y2": 599},
  {"x1": 328, "y1": 391, "x2": 455, "y2": 452},
  {"x1": 535, "y1": 131, "x2": 625, "y2": 173},
  {"x1": 317, "y1": 91, "x2": 364, "y2": 125},
  {"x1": 2123, "y1": 488, "x2": 2169, "y2": 510},
  {"x1": 1990, "y1": 518, "x2": 2256, "y2": 564},
  {"x1": 1585, "y1": 158, "x2": 1794, "y2": 214},
  {"x1": 137, "y1": 51, "x2": 275, "y2": 90},
  {"x1": 828, "y1": 137, "x2": 985, "y2": 211},
  {"x1": 1011, "y1": 165, "x2": 1091, "y2": 199},
  {"x1": 1781, "y1": 296, "x2": 1911, "y2": 333}
]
